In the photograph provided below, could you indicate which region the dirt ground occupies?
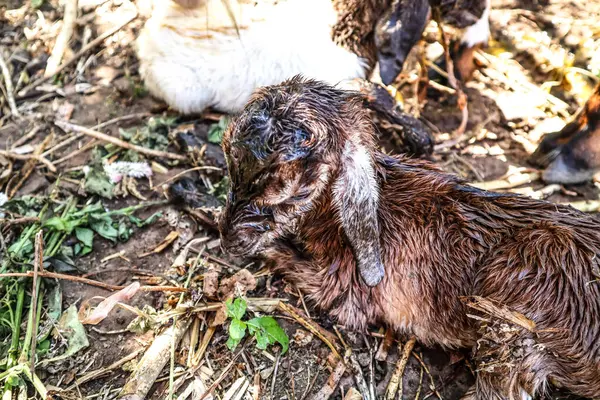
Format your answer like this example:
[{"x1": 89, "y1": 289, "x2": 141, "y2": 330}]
[{"x1": 1, "y1": 0, "x2": 599, "y2": 399}]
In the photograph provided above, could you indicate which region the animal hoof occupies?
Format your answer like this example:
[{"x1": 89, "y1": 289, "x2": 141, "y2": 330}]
[{"x1": 542, "y1": 153, "x2": 597, "y2": 185}]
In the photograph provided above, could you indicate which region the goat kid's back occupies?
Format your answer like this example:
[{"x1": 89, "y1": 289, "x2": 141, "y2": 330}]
[{"x1": 219, "y1": 77, "x2": 600, "y2": 399}]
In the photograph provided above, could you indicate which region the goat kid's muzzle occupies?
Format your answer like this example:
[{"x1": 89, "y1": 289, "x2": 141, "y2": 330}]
[{"x1": 219, "y1": 203, "x2": 273, "y2": 257}]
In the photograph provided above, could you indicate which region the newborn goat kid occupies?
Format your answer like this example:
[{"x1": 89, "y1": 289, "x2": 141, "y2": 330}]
[{"x1": 219, "y1": 77, "x2": 600, "y2": 399}]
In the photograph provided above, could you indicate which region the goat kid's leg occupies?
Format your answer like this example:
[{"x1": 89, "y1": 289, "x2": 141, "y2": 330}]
[
  {"x1": 339, "y1": 79, "x2": 434, "y2": 157},
  {"x1": 429, "y1": 0, "x2": 491, "y2": 84},
  {"x1": 534, "y1": 82, "x2": 600, "y2": 184}
]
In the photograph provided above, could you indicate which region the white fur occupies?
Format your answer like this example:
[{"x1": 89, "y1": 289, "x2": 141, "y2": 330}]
[
  {"x1": 136, "y1": 0, "x2": 368, "y2": 114},
  {"x1": 520, "y1": 387, "x2": 533, "y2": 400},
  {"x1": 461, "y1": 0, "x2": 491, "y2": 47},
  {"x1": 334, "y1": 141, "x2": 379, "y2": 207}
]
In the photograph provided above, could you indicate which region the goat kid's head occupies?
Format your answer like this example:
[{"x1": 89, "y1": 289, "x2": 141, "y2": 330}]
[
  {"x1": 219, "y1": 76, "x2": 386, "y2": 287},
  {"x1": 375, "y1": 0, "x2": 430, "y2": 85}
]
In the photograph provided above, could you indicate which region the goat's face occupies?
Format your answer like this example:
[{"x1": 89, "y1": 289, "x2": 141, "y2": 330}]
[
  {"x1": 219, "y1": 76, "x2": 386, "y2": 287},
  {"x1": 219, "y1": 77, "x2": 352, "y2": 257}
]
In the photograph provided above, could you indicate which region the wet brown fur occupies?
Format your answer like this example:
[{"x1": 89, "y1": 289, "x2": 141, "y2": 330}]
[{"x1": 219, "y1": 77, "x2": 600, "y2": 399}]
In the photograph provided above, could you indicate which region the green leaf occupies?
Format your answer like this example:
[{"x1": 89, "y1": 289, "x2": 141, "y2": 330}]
[
  {"x1": 75, "y1": 227, "x2": 94, "y2": 248},
  {"x1": 41, "y1": 304, "x2": 89, "y2": 365},
  {"x1": 247, "y1": 316, "x2": 289, "y2": 354},
  {"x1": 90, "y1": 219, "x2": 118, "y2": 242},
  {"x1": 207, "y1": 116, "x2": 230, "y2": 144},
  {"x1": 31, "y1": 0, "x2": 44, "y2": 8},
  {"x1": 43, "y1": 216, "x2": 67, "y2": 231},
  {"x1": 129, "y1": 211, "x2": 162, "y2": 227},
  {"x1": 8, "y1": 237, "x2": 33, "y2": 260},
  {"x1": 84, "y1": 167, "x2": 115, "y2": 199},
  {"x1": 225, "y1": 298, "x2": 247, "y2": 321},
  {"x1": 226, "y1": 319, "x2": 247, "y2": 351}
]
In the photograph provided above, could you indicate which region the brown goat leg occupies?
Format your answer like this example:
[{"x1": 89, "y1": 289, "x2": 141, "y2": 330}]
[
  {"x1": 535, "y1": 82, "x2": 600, "y2": 184},
  {"x1": 340, "y1": 79, "x2": 434, "y2": 157},
  {"x1": 530, "y1": 82, "x2": 600, "y2": 169},
  {"x1": 429, "y1": 40, "x2": 484, "y2": 84}
]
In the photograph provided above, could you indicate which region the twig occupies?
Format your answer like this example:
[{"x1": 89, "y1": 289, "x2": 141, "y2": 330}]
[
  {"x1": 310, "y1": 357, "x2": 346, "y2": 400},
  {"x1": 69, "y1": 347, "x2": 144, "y2": 389},
  {"x1": 253, "y1": 373, "x2": 261, "y2": 400},
  {"x1": 44, "y1": 113, "x2": 151, "y2": 158},
  {"x1": 52, "y1": 138, "x2": 98, "y2": 165},
  {"x1": 11, "y1": 126, "x2": 42, "y2": 149},
  {"x1": 563, "y1": 200, "x2": 600, "y2": 213},
  {"x1": 153, "y1": 166, "x2": 223, "y2": 189},
  {"x1": 119, "y1": 317, "x2": 193, "y2": 399},
  {"x1": 278, "y1": 302, "x2": 341, "y2": 360},
  {"x1": 192, "y1": 325, "x2": 216, "y2": 366},
  {"x1": 0, "y1": 46, "x2": 20, "y2": 117},
  {"x1": 0, "y1": 216, "x2": 40, "y2": 228},
  {"x1": 385, "y1": 337, "x2": 416, "y2": 400},
  {"x1": 45, "y1": 0, "x2": 78, "y2": 77},
  {"x1": 375, "y1": 328, "x2": 394, "y2": 362},
  {"x1": 470, "y1": 172, "x2": 541, "y2": 191},
  {"x1": 0, "y1": 271, "x2": 186, "y2": 293},
  {"x1": 412, "y1": 352, "x2": 442, "y2": 400},
  {"x1": 198, "y1": 345, "x2": 247, "y2": 400},
  {"x1": 0, "y1": 150, "x2": 57, "y2": 173},
  {"x1": 29, "y1": 231, "x2": 43, "y2": 373},
  {"x1": 55, "y1": 120, "x2": 187, "y2": 161},
  {"x1": 8, "y1": 133, "x2": 53, "y2": 198},
  {"x1": 432, "y1": 10, "x2": 468, "y2": 135},
  {"x1": 270, "y1": 352, "x2": 282, "y2": 399},
  {"x1": 18, "y1": 12, "x2": 138, "y2": 96}
]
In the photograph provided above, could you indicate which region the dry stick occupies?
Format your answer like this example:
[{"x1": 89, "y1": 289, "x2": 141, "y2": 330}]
[
  {"x1": 45, "y1": 0, "x2": 78, "y2": 77},
  {"x1": 52, "y1": 138, "x2": 98, "y2": 165},
  {"x1": 8, "y1": 134, "x2": 53, "y2": 198},
  {"x1": 119, "y1": 317, "x2": 194, "y2": 399},
  {"x1": 30, "y1": 231, "x2": 43, "y2": 373},
  {"x1": 18, "y1": 12, "x2": 138, "y2": 96},
  {"x1": 43, "y1": 112, "x2": 151, "y2": 157},
  {"x1": 0, "y1": 46, "x2": 20, "y2": 117},
  {"x1": 270, "y1": 352, "x2": 282, "y2": 399},
  {"x1": 192, "y1": 325, "x2": 216, "y2": 366},
  {"x1": 470, "y1": 171, "x2": 541, "y2": 191},
  {"x1": 153, "y1": 166, "x2": 223, "y2": 189},
  {"x1": 55, "y1": 120, "x2": 188, "y2": 161},
  {"x1": 385, "y1": 337, "x2": 416, "y2": 400},
  {"x1": 566, "y1": 200, "x2": 600, "y2": 213},
  {"x1": 432, "y1": 10, "x2": 468, "y2": 135},
  {"x1": 278, "y1": 302, "x2": 341, "y2": 360},
  {"x1": 11, "y1": 126, "x2": 42, "y2": 149},
  {"x1": 0, "y1": 150, "x2": 57, "y2": 173},
  {"x1": 0, "y1": 271, "x2": 186, "y2": 293},
  {"x1": 375, "y1": 328, "x2": 394, "y2": 362},
  {"x1": 310, "y1": 357, "x2": 346, "y2": 400},
  {"x1": 69, "y1": 347, "x2": 145, "y2": 389},
  {"x1": 412, "y1": 352, "x2": 442, "y2": 400},
  {"x1": 197, "y1": 346, "x2": 247, "y2": 400}
]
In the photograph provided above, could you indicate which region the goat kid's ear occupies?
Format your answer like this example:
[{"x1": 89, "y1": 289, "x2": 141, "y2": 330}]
[
  {"x1": 375, "y1": 0, "x2": 430, "y2": 86},
  {"x1": 333, "y1": 141, "x2": 385, "y2": 287}
]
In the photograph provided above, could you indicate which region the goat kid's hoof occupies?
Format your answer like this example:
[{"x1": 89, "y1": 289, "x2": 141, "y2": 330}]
[{"x1": 542, "y1": 154, "x2": 599, "y2": 185}]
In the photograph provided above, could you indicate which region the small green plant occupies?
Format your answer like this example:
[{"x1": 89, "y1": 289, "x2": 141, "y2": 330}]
[
  {"x1": 207, "y1": 116, "x2": 231, "y2": 144},
  {"x1": 225, "y1": 298, "x2": 289, "y2": 354}
]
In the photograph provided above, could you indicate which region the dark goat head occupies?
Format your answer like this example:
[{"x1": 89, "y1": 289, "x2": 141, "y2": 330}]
[
  {"x1": 375, "y1": 0, "x2": 431, "y2": 85},
  {"x1": 219, "y1": 76, "x2": 385, "y2": 286}
]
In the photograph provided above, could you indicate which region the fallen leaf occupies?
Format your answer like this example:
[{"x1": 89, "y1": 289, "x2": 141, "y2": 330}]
[
  {"x1": 41, "y1": 305, "x2": 89, "y2": 365},
  {"x1": 139, "y1": 231, "x2": 179, "y2": 258},
  {"x1": 219, "y1": 269, "x2": 257, "y2": 299},
  {"x1": 80, "y1": 282, "x2": 141, "y2": 325}
]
